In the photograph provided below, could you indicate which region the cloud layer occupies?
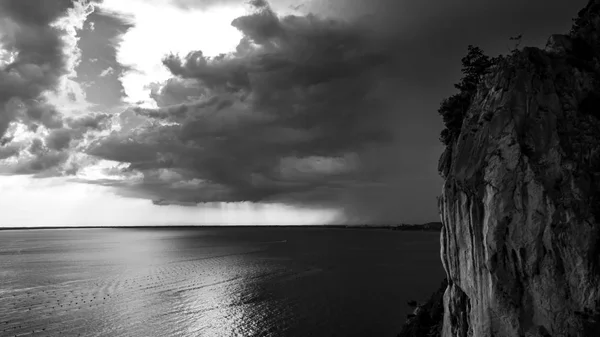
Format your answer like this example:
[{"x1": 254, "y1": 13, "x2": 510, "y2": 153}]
[
  {"x1": 80, "y1": 2, "x2": 399, "y2": 216},
  {"x1": 0, "y1": 0, "x2": 97, "y2": 175},
  {"x1": 0, "y1": 0, "x2": 443, "y2": 224},
  {"x1": 0, "y1": 0, "x2": 585, "y2": 224}
]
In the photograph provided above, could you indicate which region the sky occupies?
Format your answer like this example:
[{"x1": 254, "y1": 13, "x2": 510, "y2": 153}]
[{"x1": 0, "y1": 0, "x2": 589, "y2": 227}]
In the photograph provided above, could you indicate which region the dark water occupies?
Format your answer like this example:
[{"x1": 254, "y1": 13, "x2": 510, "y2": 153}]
[{"x1": 0, "y1": 228, "x2": 444, "y2": 337}]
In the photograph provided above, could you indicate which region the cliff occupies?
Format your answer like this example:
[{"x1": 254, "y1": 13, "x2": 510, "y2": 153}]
[{"x1": 438, "y1": 1, "x2": 600, "y2": 336}]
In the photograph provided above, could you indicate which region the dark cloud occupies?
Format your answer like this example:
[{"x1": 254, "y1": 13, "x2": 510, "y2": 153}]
[
  {"x1": 146, "y1": 78, "x2": 205, "y2": 108},
  {"x1": 152, "y1": 199, "x2": 200, "y2": 206},
  {"x1": 29, "y1": 138, "x2": 44, "y2": 155},
  {"x1": 0, "y1": 0, "x2": 74, "y2": 25},
  {"x1": 0, "y1": 135, "x2": 72, "y2": 175},
  {"x1": 14, "y1": 150, "x2": 70, "y2": 175},
  {"x1": 86, "y1": 0, "x2": 586, "y2": 223},
  {"x1": 24, "y1": 102, "x2": 64, "y2": 129},
  {"x1": 0, "y1": 0, "x2": 77, "y2": 136},
  {"x1": 74, "y1": 7, "x2": 134, "y2": 108},
  {"x1": 0, "y1": 0, "x2": 97, "y2": 176},
  {"x1": 0, "y1": 0, "x2": 583, "y2": 223},
  {"x1": 89, "y1": 3, "x2": 396, "y2": 214},
  {"x1": 45, "y1": 128, "x2": 72, "y2": 151},
  {"x1": 0, "y1": 0, "x2": 110, "y2": 176},
  {"x1": 230, "y1": 4, "x2": 281, "y2": 44},
  {"x1": 0, "y1": 143, "x2": 19, "y2": 160},
  {"x1": 248, "y1": 0, "x2": 268, "y2": 8},
  {"x1": 0, "y1": 113, "x2": 109, "y2": 175},
  {"x1": 65, "y1": 112, "x2": 111, "y2": 130}
]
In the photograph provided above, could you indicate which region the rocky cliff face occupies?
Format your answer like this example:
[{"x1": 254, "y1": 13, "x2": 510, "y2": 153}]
[{"x1": 438, "y1": 1, "x2": 600, "y2": 336}]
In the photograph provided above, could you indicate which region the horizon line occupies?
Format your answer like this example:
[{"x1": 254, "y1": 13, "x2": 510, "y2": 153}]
[{"x1": 0, "y1": 223, "x2": 442, "y2": 231}]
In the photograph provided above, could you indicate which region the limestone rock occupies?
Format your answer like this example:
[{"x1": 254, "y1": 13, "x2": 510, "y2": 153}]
[{"x1": 438, "y1": 1, "x2": 600, "y2": 336}]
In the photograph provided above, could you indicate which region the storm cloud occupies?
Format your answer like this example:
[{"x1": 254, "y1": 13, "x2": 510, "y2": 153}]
[
  {"x1": 87, "y1": 1, "x2": 398, "y2": 214},
  {"x1": 1, "y1": 0, "x2": 585, "y2": 224},
  {"x1": 74, "y1": 6, "x2": 134, "y2": 108}
]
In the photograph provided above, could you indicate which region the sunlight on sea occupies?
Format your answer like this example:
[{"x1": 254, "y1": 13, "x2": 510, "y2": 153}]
[{"x1": 0, "y1": 228, "x2": 444, "y2": 337}]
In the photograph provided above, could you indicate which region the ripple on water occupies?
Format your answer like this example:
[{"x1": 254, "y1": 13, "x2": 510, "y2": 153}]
[{"x1": 1, "y1": 228, "x2": 445, "y2": 337}]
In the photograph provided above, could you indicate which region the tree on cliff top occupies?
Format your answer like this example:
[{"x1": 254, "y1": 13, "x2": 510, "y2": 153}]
[
  {"x1": 454, "y1": 45, "x2": 493, "y2": 92},
  {"x1": 438, "y1": 45, "x2": 497, "y2": 145}
]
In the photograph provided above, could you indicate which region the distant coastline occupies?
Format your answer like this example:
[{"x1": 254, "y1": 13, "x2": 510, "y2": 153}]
[{"x1": 0, "y1": 222, "x2": 443, "y2": 231}]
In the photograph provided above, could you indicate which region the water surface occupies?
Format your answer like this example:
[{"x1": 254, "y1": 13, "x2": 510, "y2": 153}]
[{"x1": 0, "y1": 227, "x2": 444, "y2": 336}]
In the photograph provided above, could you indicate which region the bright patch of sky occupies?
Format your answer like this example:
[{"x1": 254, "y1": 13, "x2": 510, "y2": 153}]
[
  {"x1": 97, "y1": 0, "x2": 246, "y2": 108},
  {"x1": 0, "y1": 175, "x2": 341, "y2": 227}
]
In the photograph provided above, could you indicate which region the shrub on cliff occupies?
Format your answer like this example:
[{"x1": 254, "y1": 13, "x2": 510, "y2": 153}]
[{"x1": 397, "y1": 278, "x2": 447, "y2": 337}]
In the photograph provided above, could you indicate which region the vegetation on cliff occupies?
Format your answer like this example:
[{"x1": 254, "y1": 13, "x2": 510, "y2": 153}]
[
  {"x1": 438, "y1": 46, "x2": 501, "y2": 145},
  {"x1": 397, "y1": 279, "x2": 447, "y2": 337}
]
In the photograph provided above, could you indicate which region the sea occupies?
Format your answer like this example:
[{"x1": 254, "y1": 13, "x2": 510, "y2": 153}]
[{"x1": 0, "y1": 227, "x2": 444, "y2": 337}]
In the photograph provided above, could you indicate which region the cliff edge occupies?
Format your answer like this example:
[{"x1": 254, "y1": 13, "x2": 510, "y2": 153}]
[{"x1": 438, "y1": 1, "x2": 600, "y2": 336}]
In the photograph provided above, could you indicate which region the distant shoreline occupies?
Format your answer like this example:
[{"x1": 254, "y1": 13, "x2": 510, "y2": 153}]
[{"x1": 0, "y1": 222, "x2": 443, "y2": 231}]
